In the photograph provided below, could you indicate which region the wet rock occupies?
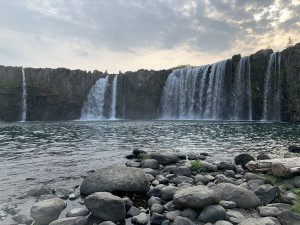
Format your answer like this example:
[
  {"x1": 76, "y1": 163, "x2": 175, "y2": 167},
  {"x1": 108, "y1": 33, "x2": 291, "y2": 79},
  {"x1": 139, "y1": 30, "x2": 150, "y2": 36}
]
[
  {"x1": 198, "y1": 205, "x2": 226, "y2": 223},
  {"x1": 277, "y1": 210, "x2": 300, "y2": 225},
  {"x1": 166, "y1": 210, "x2": 181, "y2": 221},
  {"x1": 80, "y1": 166, "x2": 149, "y2": 195},
  {"x1": 68, "y1": 193, "x2": 76, "y2": 200},
  {"x1": 180, "y1": 208, "x2": 198, "y2": 221},
  {"x1": 49, "y1": 217, "x2": 87, "y2": 225},
  {"x1": 173, "y1": 185, "x2": 220, "y2": 209},
  {"x1": 55, "y1": 188, "x2": 70, "y2": 199},
  {"x1": 173, "y1": 216, "x2": 196, "y2": 225},
  {"x1": 151, "y1": 203, "x2": 164, "y2": 214},
  {"x1": 27, "y1": 186, "x2": 52, "y2": 197},
  {"x1": 234, "y1": 153, "x2": 255, "y2": 167},
  {"x1": 12, "y1": 213, "x2": 33, "y2": 225},
  {"x1": 150, "y1": 152, "x2": 180, "y2": 165},
  {"x1": 150, "y1": 213, "x2": 166, "y2": 224},
  {"x1": 254, "y1": 184, "x2": 281, "y2": 205},
  {"x1": 218, "y1": 162, "x2": 237, "y2": 171},
  {"x1": 31, "y1": 198, "x2": 67, "y2": 225},
  {"x1": 214, "y1": 183, "x2": 261, "y2": 209},
  {"x1": 173, "y1": 166, "x2": 191, "y2": 177},
  {"x1": 127, "y1": 206, "x2": 140, "y2": 217},
  {"x1": 133, "y1": 149, "x2": 147, "y2": 158},
  {"x1": 288, "y1": 145, "x2": 300, "y2": 153},
  {"x1": 125, "y1": 154, "x2": 135, "y2": 159},
  {"x1": 125, "y1": 161, "x2": 141, "y2": 168},
  {"x1": 257, "y1": 154, "x2": 271, "y2": 160},
  {"x1": 131, "y1": 212, "x2": 148, "y2": 225},
  {"x1": 170, "y1": 176, "x2": 193, "y2": 185},
  {"x1": 226, "y1": 210, "x2": 245, "y2": 224},
  {"x1": 161, "y1": 186, "x2": 179, "y2": 201},
  {"x1": 141, "y1": 159, "x2": 159, "y2": 169},
  {"x1": 84, "y1": 192, "x2": 126, "y2": 222},
  {"x1": 66, "y1": 208, "x2": 89, "y2": 217}
]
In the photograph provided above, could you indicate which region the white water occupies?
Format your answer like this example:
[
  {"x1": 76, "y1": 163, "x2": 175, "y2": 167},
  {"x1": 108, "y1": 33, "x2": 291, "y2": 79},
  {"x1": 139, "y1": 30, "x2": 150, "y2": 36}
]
[
  {"x1": 80, "y1": 76, "x2": 109, "y2": 120},
  {"x1": 21, "y1": 68, "x2": 27, "y2": 122},
  {"x1": 110, "y1": 75, "x2": 118, "y2": 119}
]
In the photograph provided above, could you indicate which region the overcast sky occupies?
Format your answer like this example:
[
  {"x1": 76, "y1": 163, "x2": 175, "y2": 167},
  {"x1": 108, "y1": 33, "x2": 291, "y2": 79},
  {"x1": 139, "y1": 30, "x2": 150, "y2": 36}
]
[{"x1": 0, "y1": 0, "x2": 299, "y2": 73}]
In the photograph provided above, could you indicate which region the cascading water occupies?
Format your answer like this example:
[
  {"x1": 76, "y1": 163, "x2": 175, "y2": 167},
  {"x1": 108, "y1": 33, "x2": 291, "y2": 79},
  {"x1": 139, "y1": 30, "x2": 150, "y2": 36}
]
[
  {"x1": 122, "y1": 74, "x2": 127, "y2": 118},
  {"x1": 21, "y1": 68, "x2": 27, "y2": 122},
  {"x1": 80, "y1": 76, "x2": 109, "y2": 120},
  {"x1": 110, "y1": 75, "x2": 118, "y2": 119},
  {"x1": 262, "y1": 52, "x2": 282, "y2": 121}
]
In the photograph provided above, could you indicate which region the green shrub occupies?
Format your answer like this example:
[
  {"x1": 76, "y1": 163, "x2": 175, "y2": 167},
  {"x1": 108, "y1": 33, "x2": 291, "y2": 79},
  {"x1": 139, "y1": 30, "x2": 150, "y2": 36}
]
[
  {"x1": 141, "y1": 154, "x2": 151, "y2": 160},
  {"x1": 290, "y1": 188, "x2": 300, "y2": 215},
  {"x1": 191, "y1": 160, "x2": 203, "y2": 173},
  {"x1": 259, "y1": 174, "x2": 285, "y2": 186}
]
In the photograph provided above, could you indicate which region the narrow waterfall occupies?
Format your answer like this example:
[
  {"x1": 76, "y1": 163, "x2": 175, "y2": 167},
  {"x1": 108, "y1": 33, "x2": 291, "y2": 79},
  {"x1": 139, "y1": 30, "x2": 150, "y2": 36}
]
[
  {"x1": 80, "y1": 76, "x2": 109, "y2": 120},
  {"x1": 21, "y1": 69, "x2": 27, "y2": 122},
  {"x1": 262, "y1": 52, "x2": 282, "y2": 121},
  {"x1": 110, "y1": 75, "x2": 118, "y2": 119},
  {"x1": 231, "y1": 56, "x2": 252, "y2": 120},
  {"x1": 122, "y1": 74, "x2": 127, "y2": 118}
]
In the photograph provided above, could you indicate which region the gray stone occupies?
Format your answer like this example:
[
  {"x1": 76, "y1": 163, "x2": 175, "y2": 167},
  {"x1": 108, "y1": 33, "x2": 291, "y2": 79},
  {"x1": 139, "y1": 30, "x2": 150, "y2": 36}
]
[
  {"x1": 133, "y1": 149, "x2": 147, "y2": 157},
  {"x1": 178, "y1": 182, "x2": 193, "y2": 189},
  {"x1": 126, "y1": 161, "x2": 141, "y2": 168},
  {"x1": 217, "y1": 162, "x2": 237, "y2": 171},
  {"x1": 141, "y1": 159, "x2": 159, "y2": 169},
  {"x1": 80, "y1": 166, "x2": 149, "y2": 195},
  {"x1": 161, "y1": 186, "x2": 179, "y2": 201},
  {"x1": 99, "y1": 222, "x2": 116, "y2": 225},
  {"x1": 198, "y1": 205, "x2": 226, "y2": 223},
  {"x1": 226, "y1": 210, "x2": 245, "y2": 224},
  {"x1": 156, "y1": 175, "x2": 169, "y2": 184},
  {"x1": 150, "y1": 213, "x2": 166, "y2": 224},
  {"x1": 49, "y1": 217, "x2": 87, "y2": 225},
  {"x1": 143, "y1": 168, "x2": 160, "y2": 176},
  {"x1": 245, "y1": 173, "x2": 268, "y2": 183},
  {"x1": 151, "y1": 203, "x2": 164, "y2": 214},
  {"x1": 180, "y1": 208, "x2": 198, "y2": 221},
  {"x1": 289, "y1": 176, "x2": 300, "y2": 188},
  {"x1": 173, "y1": 166, "x2": 191, "y2": 177},
  {"x1": 68, "y1": 193, "x2": 76, "y2": 200},
  {"x1": 215, "y1": 174, "x2": 235, "y2": 184},
  {"x1": 258, "y1": 206, "x2": 280, "y2": 217},
  {"x1": 173, "y1": 185, "x2": 220, "y2": 209},
  {"x1": 194, "y1": 174, "x2": 209, "y2": 185},
  {"x1": 239, "y1": 217, "x2": 277, "y2": 225},
  {"x1": 164, "y1": 201, "x2": 176, "y2": 211},
  {"x1": 66, "y1": 208, "x2": 89, "y2": 217},
  {"x1": 224, "y1": 170, "x2": 235, "y2": 178},
  {"x1": 148, "y1": 196, "x2": 161, "y2": 207},
  {"x1": 214, "y1": 183, "x2": 261, "y2": 209},
  {"x1": 127, "y1": 206, "x2": 140, "y2": 217},
  {"x1": 55, "y1": 188, "x2": 70, "y2": 199},
  {"x1": 173, "y1": 216, "x2": 196, "y2": 225},
  {"x1": 27, "y1": 186, "x2": 52, "y2": 197},
  {"x1": 12, "y1": 213, "x2": 33, "y2": 225},
  {"x1": 147, "y1": 185, "x2": 164, "y2": 197},
  {"x1": 146, "y1": 173, "x2": 155, "y2": 182},
  {"x1": 248, "y1": 179, "x2": 265, "y2": 190},
  {"x1": 257, "y1": 154, "x2": 271, "y2": 160},
  {"x1": 254, "y1": 184, "x2": 281, "y2": 205},
  {"x1": 234, "y1": 153, "x2": 255, "y2": 167},
  {"x1": 266, "y1": 203, "x2": 292, "y2": 211},
  {"x1": 152, "y1": 180, "x2": 160, "y2": 186},
  {"x1": 123, "y1": 196, "x2": 133, "y2": 211},
  {"x1": 166, "y1": 210, "x2": 181, "y2": 221},
  {"x1": 161, "y1": 220, "x2": 170, "y2": 225},
  {"x1": 219, "y1": 200, "x2": 236, "y2": 209},
  {"x1": 199, "y1": 161, "x2": 218, "y2": 172},
  {"x1": 131, "y1": 212, "x2": 148, "y2": 225},
  {"x1": 215, "y1": 221, "x2": 233, "y2": 225},
  {"x1": 31, "y1": 198, "x2": 67, "y2": 225},
  {"x1": 84, "y1": 192, "x2": 125, "y2": 222},
  {"x1": 150, "y1": 152, "x2": 180, "y2": 165},
  {"x1": 170, "y1": 176, "x2": 193, "y2": 185},
  {"x1": 162, "y1": 165, "x2": 176, "y2": 173},
  {"x1": 277, "y1": 210, "x2": 300, "y2": 225}
]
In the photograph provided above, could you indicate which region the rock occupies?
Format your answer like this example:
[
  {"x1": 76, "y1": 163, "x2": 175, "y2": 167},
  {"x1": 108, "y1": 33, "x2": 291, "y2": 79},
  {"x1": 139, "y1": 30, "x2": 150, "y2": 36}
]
[
  {"x1": 84, "y1": 192, "x2": 126, "y2": 222},
  {"x1": 267, "y1": 203, "x2": 292, "y2": 211},
  {"x1": 254, "y1": 184, "x2": 281, "y2": 205},
  {"x1": 123, "y1": 196, "x2": 133, "y2": 211},
  {"x1": 239, "y1": 217, "x2": 277, "y2": 225},
  {"x1": 126, "y1": 154, "x2": 135, "y2": 159},
  {"x1": 170, "y1": 176, "x2": 193, "y2": 185},
  {"x1": 126, "y1": 161, "x2": 141, "y2": 168},
  {"x1": 166, "y1": 210, "x2": 181, "y2": 221},
  {"x1": 141, "y1": 159, "x2": 159, "y2": 169},
  {"x1": 55, "y1": 188, "x2": 70, "y2": 199},
  {"x1": 215, "y1": 174, "x2": 235, "y2": 184},
  {"x1": 288, "y1": 145, "x2": 300, "y2": 153},
  {"x1": 257, "y1": 154, "x2": 271, "y2": 160},
  {"x1": 133, "y1": 149, "x2": 147, "y2": 158},
  {"x1": 180, "y1": 208, "x2": 198, "y2": 221},
  {"x1": 150, "y1": 213, "x2": 166, "y2": 224},
  {"x1": 146, "y1": 173, "x2": 155, "y2": 182},
  {"x1": 12, "y1": 213, "x2": 33, "y2": 225},
  {"x1": 234, "y1": 153, "x2": 255, "y2": 167},
  {"x1": 173, "y1": 166, "x2": 191, "y2": 177},
  {"x1": 214, "y1": 183, "x2": 261, "y2": 209},
  {"x1": 148, "y1": 196, "x2": 161, "y2": 207},
  {"x1": 224, "y1": 170, "x2": 235, "y2": 178},
  {"x1": 69, "y1": 193, "x2": 76, "y2": 200},
  {"x1": 49, "y1": 217, "x2": 87, "y2": 225},
  {"x1": 198, "y1": 205, "x2": 226, "y2": 223},
  {"x1": 80, "y1": 166, "x2": 149, "y2": 195},
  {"x1": 156, "y1": 175, "x2": 169, "y2": 184},
  {"x1": 258, "y1": 206, "x2": 280, "y2": 217},
  {"x1": 248, "y1": 179, "x2": 265, "y2": 190},
  {"x1": 150, "y1": 152, "x2": 180, "y2": 165},
  {"x1": 99, "y1": 222, "x2": 116, "y2": 225},
  {"x1": 173, "y1": 185, "x2": 220, "y2": 209},
  {"x1": 217, "y1": 162, "x2": 237, "y2": 171},
  {"x1": 164, "y1": 201, "x2": 176, "y2": 211},
  {"x1": 215, "y1": 221, "x2": 233, "y2": 225},
  {"x1": 161, "y1": 186, "x2": 179, "y2": 201},
  {"x1": 31, "y1": 198, "x2": 66, "y2": 225},
  {"x1": 131, "y1": 212, "x2": 148, "y2": 225},
  {"x1": 143, "y1": 168, "x2": 160, "y2": 176},
  {"x1": 277, "y1": 210, "x2": 300, "y2": 225},
  {"x1": 245, "y1": 173, "x2": 268, "y2": 183},
  {"x1": 226, "y1": 210, "x2": 245, "y2": 224},
  {"x1": 199, "y1": 161, "x2": 218, "y2": 172},
  {"x1": 27, "y1": 186, "x2": 52, "y2": 197},
  {"x1": 66, "y1": 208, "x2": 89, "y2": 217},
  {"x1": 172, "y1": 216, "x2": 196, "y2": 225},
  {"x1": 127, "y1": 206, "x2": 140, "y2": 217},
  {"x1": 151, "y1": 203, "x2": 164, "y2": 214},
  {"x1": 152, "y1": 180, "x2": 160, "y2": 186},
  {"x1": 147, "y1": 185, "x2": 164, "y2": 197},
  {"x1": 219, "y1": 200, "x2": 236, "y2": 209},
  {"x1": 289, "y1": 176, "x2": 300, "y2": 187},
  {"x1": 194, "y1": 174, "x2": 209, "y2": 185}
]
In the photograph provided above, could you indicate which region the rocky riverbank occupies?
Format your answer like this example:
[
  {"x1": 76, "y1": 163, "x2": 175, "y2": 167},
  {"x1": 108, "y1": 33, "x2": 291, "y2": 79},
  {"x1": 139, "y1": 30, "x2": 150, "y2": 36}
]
[{"x1": 1, "y1": 150, "x2": 300, "y2": 225}]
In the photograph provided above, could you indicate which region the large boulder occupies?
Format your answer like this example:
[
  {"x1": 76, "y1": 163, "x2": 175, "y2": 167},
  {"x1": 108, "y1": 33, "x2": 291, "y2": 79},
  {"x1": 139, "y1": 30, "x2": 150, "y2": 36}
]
[
  {"x1": 277, "y1": 210, "x2": 300, "y2": 225},
  {"x1": 234, "y1": 153, "x2": 255, "y2": 167},
  {"x1": 84, "y1": 192, "x2": 126, "y2": 222},
  {"x1": 80, "y1": 166, "x2": 149, "y2": 195},
  {"x1": 150, "y1": 152, "x2": 180, "y2": 165},
  {"x1": 254, "y1": 184, "x2": 281, "y2": 204},
  {"x1": 31, "y1": 198, "x2": 67, "y2": 225},
  {"x1": 173, "y1": 185, "x2": 220, "y2": 209},
  {"x1": 198, "y1": 205, "x2": 226, "y2": 223},
  {"x1": 214, "y1": 183, "x2": 261, "y2": 209}
]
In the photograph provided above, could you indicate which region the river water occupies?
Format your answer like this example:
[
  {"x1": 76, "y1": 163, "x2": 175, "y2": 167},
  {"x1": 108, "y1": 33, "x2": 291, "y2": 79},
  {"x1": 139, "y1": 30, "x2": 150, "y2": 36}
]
[{"x1": 0, "y1": 120, "x2": 299, "y2": 221}]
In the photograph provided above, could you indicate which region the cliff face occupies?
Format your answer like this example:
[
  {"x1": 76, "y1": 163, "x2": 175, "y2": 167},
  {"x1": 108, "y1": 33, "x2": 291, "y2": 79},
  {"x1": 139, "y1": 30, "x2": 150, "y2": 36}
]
[{"x1": 0, "y1": 44, "x2": 299, "y2": 122}]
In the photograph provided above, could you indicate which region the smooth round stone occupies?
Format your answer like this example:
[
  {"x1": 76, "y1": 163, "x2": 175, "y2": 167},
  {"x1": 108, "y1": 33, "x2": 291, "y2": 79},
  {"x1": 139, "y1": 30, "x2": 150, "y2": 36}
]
[
  {"x1": 68, "y1": 194, "x2": 76, "y2": 200},
  {"x1": 66, "y1": 208, "x2": 89, "y2": 217}
]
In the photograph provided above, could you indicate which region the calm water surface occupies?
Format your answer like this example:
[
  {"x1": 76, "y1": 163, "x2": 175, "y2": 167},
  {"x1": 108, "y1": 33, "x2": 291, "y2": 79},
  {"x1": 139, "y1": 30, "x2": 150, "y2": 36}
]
[{"x1": 0, "y1": 120, "x2": 299, "y2": 204}]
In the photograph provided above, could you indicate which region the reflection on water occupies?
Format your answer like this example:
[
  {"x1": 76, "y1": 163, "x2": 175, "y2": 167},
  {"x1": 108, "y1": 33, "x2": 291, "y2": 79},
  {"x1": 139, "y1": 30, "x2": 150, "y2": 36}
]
[{"x1": 0, "y1": 120, "x2": 299, "y2": 200}]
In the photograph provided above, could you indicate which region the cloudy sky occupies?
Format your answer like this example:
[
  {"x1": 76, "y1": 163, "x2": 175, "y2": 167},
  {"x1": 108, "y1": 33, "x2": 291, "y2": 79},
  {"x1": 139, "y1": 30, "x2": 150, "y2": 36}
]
[{"x1": 0, "y1": 0, "x2": 299, "y2": 73}]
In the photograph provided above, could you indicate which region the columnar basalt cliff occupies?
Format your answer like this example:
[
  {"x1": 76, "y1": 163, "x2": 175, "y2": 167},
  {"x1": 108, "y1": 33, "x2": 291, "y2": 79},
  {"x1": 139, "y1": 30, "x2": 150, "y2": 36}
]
[{"x1": 0, "y1": 43, "x2": 300, "y2": 121}]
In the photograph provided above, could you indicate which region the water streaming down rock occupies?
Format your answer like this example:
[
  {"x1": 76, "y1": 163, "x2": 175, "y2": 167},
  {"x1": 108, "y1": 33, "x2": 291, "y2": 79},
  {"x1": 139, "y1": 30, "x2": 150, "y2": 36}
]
[
  {"x1": 262, "y1": 52, "x2": 282, "y2": 121},
  {"x1": 21, "y1": 68, "x2": 27, "y2": 122},
  {"x1": 122, "y1": 74, "x2": 127, "y2": 118},
  {"x1": 110, "y1": 75, "x2": 118, "y2": 119},
  {"x1": 80, "y1": 76, "x2": 109, "y2": 120}
]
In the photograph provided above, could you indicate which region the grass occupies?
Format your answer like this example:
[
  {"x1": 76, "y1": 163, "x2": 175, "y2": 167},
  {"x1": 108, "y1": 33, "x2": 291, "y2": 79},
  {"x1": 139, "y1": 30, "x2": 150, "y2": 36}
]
[
  {"x1": 290, "y1": 188, "x2": 300, "y2": 215},
  {"x1": 284, "y1": 152, "x2": 298, "y2": 158},
  {"x1": 191, "y1": 160, "x2": 203, "y2": 173},
  {"x1": 140, "y1": 154, "x2": 151, "y2": 160},
  {"x1": 259, "y1": 174, "x2": 285, "y2": 186}
]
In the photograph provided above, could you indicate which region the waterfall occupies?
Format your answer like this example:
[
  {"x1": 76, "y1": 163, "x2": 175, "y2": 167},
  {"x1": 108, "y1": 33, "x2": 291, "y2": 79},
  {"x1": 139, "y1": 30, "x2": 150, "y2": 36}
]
[
  {"x1": 122, "y1": 74, "x2": 127, "y2": 118},
  {"x1": 262, "y1": 52, "x2": 282, "y2": 121},
  {"x1": 21, "y1": 69, "x2": 27, "y2": 122},
  {"x1": 80, "y1": 76, "x2": 109, "y2": 120},
  {"x1": 231, "y1": 56, "x2": 252, "y2": 120},
  {"x1": 110, "y1": 75, "x2": 118, "y2": 119}
]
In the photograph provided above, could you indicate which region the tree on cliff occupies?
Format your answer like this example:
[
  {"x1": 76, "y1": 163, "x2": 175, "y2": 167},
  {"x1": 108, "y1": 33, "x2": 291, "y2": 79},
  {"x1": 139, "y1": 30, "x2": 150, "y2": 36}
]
[{"x1": 285, "y1": 36, "x2": 294, "y2": 49}]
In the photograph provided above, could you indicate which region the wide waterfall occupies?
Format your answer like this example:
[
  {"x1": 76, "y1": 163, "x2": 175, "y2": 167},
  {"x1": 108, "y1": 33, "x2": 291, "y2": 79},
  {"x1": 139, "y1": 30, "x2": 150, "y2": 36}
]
[
  {"x1": 80, "y1": 76, "x2": 109, "y2": 120},
  {"x1": 262, "y1": 52, "x2": 282, "y2": 121},
  {"x1": 21, "y1": 68, "x2": 27, "y2": 122},
  {"x1": 110, "y1": 75, "x2": 118, "y2": 119}
]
